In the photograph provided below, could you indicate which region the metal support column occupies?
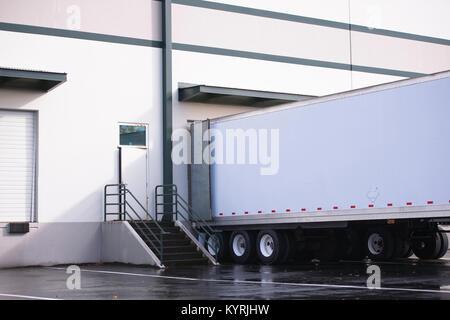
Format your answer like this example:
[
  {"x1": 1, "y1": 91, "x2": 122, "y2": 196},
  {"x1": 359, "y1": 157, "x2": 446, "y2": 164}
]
[{"x1": 162, "y1": 0, "x2": 173, "y2": 221}]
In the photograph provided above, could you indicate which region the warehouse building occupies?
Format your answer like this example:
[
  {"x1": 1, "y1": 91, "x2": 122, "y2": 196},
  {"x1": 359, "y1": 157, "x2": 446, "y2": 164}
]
[{"x1": 0, "y1": 0, "x2": 449, "y2": 267}]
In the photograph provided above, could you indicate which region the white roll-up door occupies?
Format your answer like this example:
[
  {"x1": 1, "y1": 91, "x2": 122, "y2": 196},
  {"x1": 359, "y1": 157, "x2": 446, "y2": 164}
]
[{"x1": 0, "y1": 110, "x2": 36, "y2": 222}]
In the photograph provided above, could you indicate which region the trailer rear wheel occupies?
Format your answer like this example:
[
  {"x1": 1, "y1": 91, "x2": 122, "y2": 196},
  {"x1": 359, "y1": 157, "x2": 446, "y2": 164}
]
[
  {"x1": 256, "y1": 230, "x2": 283, "y2": 265},
  {"x1": 206, "y1": 232, "x2": 230, "y2": 262},
  {"x1": 229, "y1": 231, "x2": 256, "y2": 264},
  {"x1": 392, "y1": 234, "x2": 410, "y2": 259},
  {"x1": 412, "y1": 232, "x2": 442, "y2": 260},
  {"x1": 364, "y1": 227, "x2": 395, "y2": 260},
  {"x1": 400, "y1": 245, "x2": 413, "y2": 259},
  {"x1": 279, "y1": 231, "x2": 295, "y2": 264},
  {"x1": 437, "y1": 229, "x2": 448, "y2": 259}
]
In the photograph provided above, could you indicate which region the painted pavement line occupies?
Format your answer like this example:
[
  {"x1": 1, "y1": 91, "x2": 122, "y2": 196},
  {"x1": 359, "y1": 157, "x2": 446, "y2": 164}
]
[{"x1": 0, "y1": 293, "x2": 61, "y2": 300}]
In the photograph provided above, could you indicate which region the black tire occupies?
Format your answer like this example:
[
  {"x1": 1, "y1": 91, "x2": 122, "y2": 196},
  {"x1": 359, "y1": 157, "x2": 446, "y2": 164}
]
[
  {"x1": 436, "y1": 229, "x2": 449, "y2": 259},
  {"x1": 206, "y1": 232, "x2": 230, "y2": 263},
  {"x1": 412, "y1": 232, "x2": 442, "y2": 260},
  {"x1": 278, "y1": 230, "x2": 295, "y2": 264},
  {"x1": 401, "y1": 246, "x2": 413, "y2": 259},
  {"x1": 392, "y1": 234, "x2": 410, "y2": 259},
  {"x1": 229, "y1": 230, "x2": 256, "y2": 264},
  {"x1": 256, "y1": 230, "x2": 283, "y2": 265},
  {"x1": 364, "y1": 227, "x2": 395, "y2": 261}
]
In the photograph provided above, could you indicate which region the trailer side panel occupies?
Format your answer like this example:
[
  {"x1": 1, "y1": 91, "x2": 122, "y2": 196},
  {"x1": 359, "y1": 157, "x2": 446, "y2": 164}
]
[{"x1": 209, "y1": 76, "x2": 450, "y2": 220}]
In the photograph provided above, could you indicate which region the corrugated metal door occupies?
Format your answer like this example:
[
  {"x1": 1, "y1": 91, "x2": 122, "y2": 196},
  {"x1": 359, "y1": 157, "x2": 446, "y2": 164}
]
[{"x1": 0, "y1": 110, "x2": 36, "y2": 222}]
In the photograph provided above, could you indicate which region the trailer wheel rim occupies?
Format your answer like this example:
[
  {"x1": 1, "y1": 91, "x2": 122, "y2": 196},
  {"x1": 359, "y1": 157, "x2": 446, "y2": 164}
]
[
  {"x1": 368, "y1": 233, "x2": 384, "y2": 255},
  {"x1": 232, "y1": 234, "x2": 246, "y2": 257},
  {"x1": 259, "y1": 234, "x2": 275, "y2": 258}
]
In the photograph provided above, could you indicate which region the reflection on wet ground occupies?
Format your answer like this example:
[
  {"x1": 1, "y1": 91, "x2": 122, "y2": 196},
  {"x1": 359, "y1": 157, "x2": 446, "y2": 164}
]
[{"x1": 0, "y1": 253, "x2": 449, "y2": 300}]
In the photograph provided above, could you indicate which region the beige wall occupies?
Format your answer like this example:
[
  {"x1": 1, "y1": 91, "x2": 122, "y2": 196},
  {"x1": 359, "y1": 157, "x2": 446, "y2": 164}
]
[
  {"x1": 349, "y1": 0, "x2": 450, "y2": 39},
  {"x1": 172, "y1": 1, "x2": 450, "y2": 79},
  {"x1": 172, "y1": 4, "x2": 351, "y2": 65},
  {"x1": 351, "y1": 31, "x2": 450, "y2": 75},
  {"x1": 203, "y1": 0, "x2": 351, "y2": 23},
  {"x1": 0, "y1": 0, "x2": 161, "y2": 40}
]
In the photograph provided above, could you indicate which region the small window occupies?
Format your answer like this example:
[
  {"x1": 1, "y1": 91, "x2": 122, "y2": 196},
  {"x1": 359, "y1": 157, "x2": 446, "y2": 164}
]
[{"x1": 119, "y1": 124, "x2": 147, "y2": 147}]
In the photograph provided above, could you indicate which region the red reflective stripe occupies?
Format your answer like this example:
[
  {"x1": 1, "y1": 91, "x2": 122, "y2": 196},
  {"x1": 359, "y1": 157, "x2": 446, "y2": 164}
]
[
  {"x1": 333, "y1": 206, "x2": 338, "y2": 210},
  {"x1": 301, "y1": 208, "x2": 306, "y2": 211},
  {"x1": 368, "y1": 204, "x2": 374, "y2": 208},
  {"x1": 317, "y1": 208, "x2": 322, "y2": 211},
  {"x1": 219, "y1": 213, "x2": 223, "y2": 216},
  {"x1": 271, "y1": 210, "x2": 276, "y2": 213},
  {"x1": 286, "y1": 209, "x2": 291, "y2": 212},
  {"x1": 258, "y1": 211, "x2": 262, "y2": 213},
  {"x1": 406, "y1": 202, "x2": 412, "y2": 206},
  {"x1": 244, "y1": 211, "x2": 248, "y2": 214},
  {"x1": 232, "y1": 212, "x2": 236, "y2": 215},
  {"x1": 427, "y1": 201, "x2": 433, "y2": 204},
  {"x1": 350, "y1": 205, "x2": 356, "y2": 209},
  {"x1": 387, "y1": 203, "x2": 393, "y2": 207}
]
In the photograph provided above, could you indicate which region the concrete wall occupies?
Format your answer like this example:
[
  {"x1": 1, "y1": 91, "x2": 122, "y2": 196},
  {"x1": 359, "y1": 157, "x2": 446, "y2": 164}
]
[
  {"x1": 0, "y1": 221, "x2": 162, "y2": 268},
  {"x1": 0, "y1": 222, "x2": 101, "y2": 268},
  {"x1": 102, "y1": 221, "x2": 161, "y2": 267}
]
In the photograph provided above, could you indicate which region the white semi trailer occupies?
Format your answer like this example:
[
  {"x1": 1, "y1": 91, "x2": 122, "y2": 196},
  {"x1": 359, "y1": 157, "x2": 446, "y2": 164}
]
[{"x1": 188, "y1": 70, "x2": 450, "y2": 265}]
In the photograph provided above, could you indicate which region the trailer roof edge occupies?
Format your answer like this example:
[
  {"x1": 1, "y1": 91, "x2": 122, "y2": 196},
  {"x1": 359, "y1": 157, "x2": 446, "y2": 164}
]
[{"x1": 209, "y1": 69, "x2": 450, "y2": 124}]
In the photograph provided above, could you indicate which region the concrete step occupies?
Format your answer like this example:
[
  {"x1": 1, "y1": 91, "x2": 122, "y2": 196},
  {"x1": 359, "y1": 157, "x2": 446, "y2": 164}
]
[
  {"x1": 163, "y1": 257, "x2": 209, "y2": 266},
  {"x1": 161, "y1": 238, "x2": 192, "y2": 246},
  {"x1": 130, "y1": 223, "x2": 180, "y2": 236},
  {"x1": 137, "y1": 230, "x2": 187, "y2": 240},
  {"x1": 129, "y1": 222, "x2": 176, "y2": 231},
  {"x1": 163, "y1": 245, "x2": 200, "y2": 254},
  {"x1": 163, "y1": 251, "x2": 204, "y2": 260}
]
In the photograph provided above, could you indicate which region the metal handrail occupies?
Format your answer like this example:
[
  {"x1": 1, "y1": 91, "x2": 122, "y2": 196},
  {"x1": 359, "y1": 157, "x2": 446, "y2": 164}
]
[
  {"x1": 154, "y1": 184, "x2": 220, "y2": 258},
  {"x1": 155, "y1": 184, "x2": 178, "y2": 221},
  {"x1": 177, "y1": 196, "x2": 217, "y2": 235},
  {"x1": 104, "y1": 184, "x2": 168, "y2": 264},
  {"x1": 126, "y1": 189, "x2": 166, "y2": 234},
  {"x1": 124, "y1": 201, "x2": 162, "y2": 253}
]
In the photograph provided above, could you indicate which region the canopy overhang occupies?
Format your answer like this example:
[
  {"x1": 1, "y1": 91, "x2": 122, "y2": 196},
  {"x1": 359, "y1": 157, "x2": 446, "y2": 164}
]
[
  {"x1": 178, "y1": 83, "x2": 315, "y2": 107},
  {"x1": 0, "y1": 67, "x2": 67, "y2": 91}
]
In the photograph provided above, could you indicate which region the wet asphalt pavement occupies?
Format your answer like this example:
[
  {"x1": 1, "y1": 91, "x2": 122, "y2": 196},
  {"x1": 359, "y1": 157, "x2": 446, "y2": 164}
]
[{"x1": 0, "y1": 251, "x2": 450, "y2": 300}]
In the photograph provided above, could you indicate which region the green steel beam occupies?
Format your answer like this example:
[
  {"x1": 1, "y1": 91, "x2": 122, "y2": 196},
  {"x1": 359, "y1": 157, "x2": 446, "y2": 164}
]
[
  {"x1": 162, "y1": 0, "x2": 174, "y2": 221},
  {"x1": 162, "y1": 0, "x2": 173, "y2": 187}
]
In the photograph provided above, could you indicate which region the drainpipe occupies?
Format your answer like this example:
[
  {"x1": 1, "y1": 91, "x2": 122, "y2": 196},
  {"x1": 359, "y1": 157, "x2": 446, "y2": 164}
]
[{"x1": 118, "y1": 146, "x2": 124, "y2": 221}]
